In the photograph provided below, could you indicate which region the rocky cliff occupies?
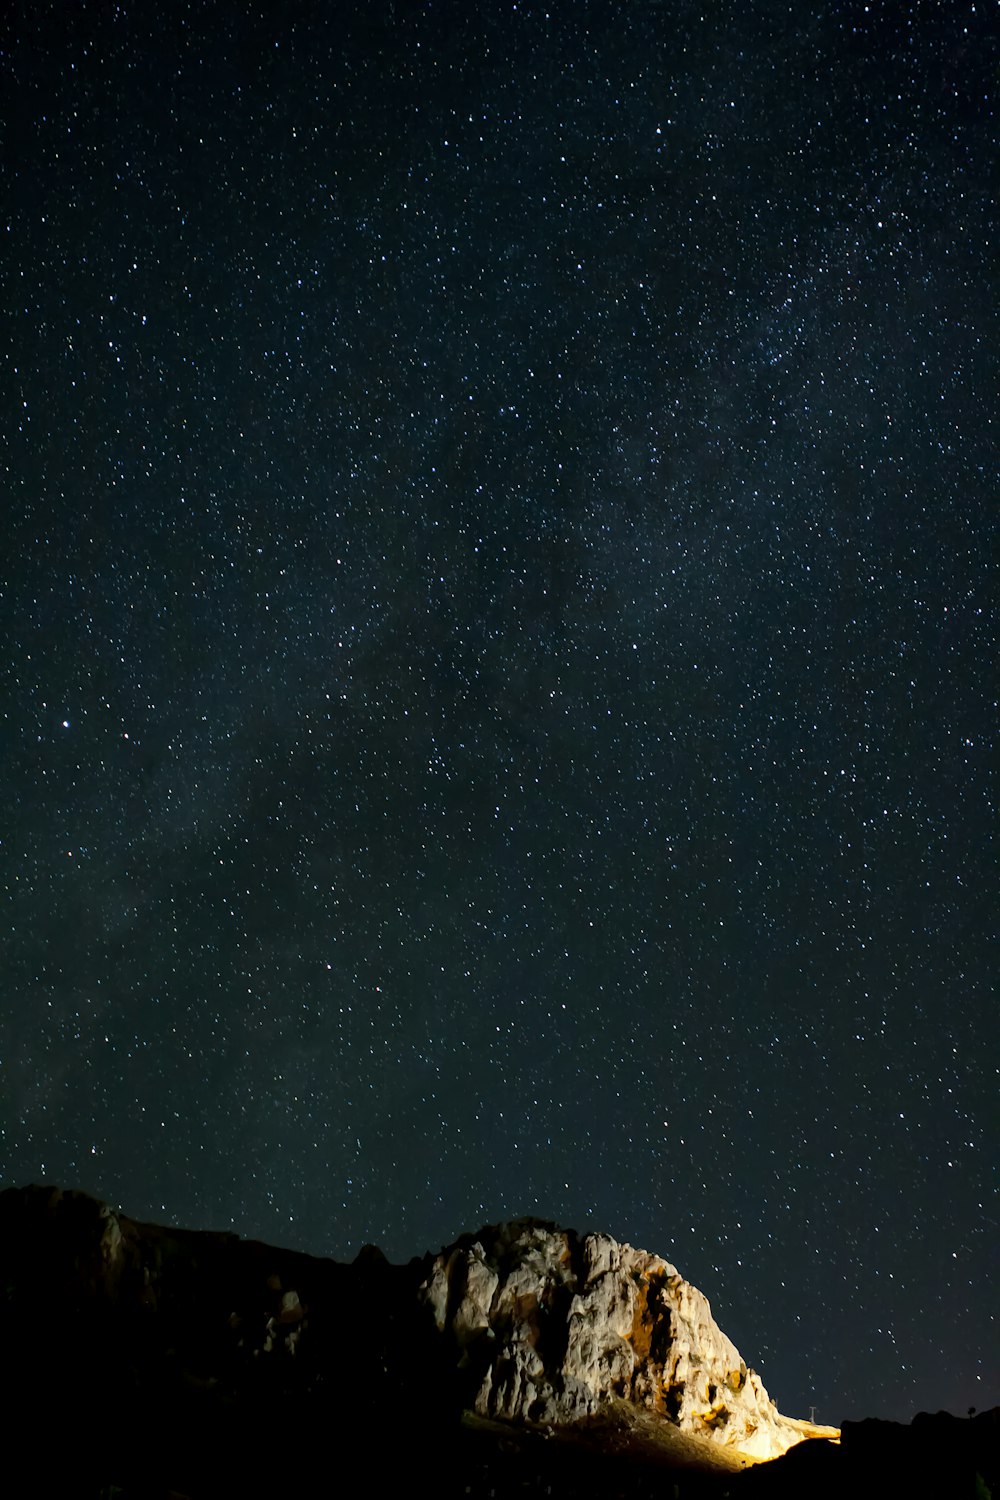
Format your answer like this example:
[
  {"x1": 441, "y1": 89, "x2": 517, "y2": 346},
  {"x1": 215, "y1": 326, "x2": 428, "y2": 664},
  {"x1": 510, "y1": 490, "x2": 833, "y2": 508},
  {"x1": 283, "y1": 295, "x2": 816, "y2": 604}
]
[
  {"x1": 0, "y1": 1185, "x2": 992, "y2": 1500},
  {"x1": 421, "y1": 1219, "x2": 809, "y2": 1459},
  {"x1": 0, "y1": 1184, "x2": 835, "y2": 1496}
]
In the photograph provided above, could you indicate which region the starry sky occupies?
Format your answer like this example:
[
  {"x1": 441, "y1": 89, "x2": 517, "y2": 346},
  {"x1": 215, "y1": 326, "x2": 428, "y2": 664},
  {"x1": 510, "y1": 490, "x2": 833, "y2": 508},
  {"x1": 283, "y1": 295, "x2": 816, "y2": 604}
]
[{"x1": 2, "y1": 0, "x2": 996, "y2": 1428}]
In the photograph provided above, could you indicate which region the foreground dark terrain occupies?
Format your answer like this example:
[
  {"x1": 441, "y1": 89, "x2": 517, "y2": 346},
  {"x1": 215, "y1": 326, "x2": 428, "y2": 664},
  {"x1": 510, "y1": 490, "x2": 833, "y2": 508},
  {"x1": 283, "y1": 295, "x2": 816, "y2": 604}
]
[{"x1": 0, "y1": 1185, "x2": 994, "y2": 1498}]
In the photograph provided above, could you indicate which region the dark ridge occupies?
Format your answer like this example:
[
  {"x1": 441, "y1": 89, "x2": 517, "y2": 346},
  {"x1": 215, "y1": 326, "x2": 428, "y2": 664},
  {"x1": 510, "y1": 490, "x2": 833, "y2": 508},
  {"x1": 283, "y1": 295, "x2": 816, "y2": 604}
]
[{"x1": 0, "y1": 1185, "x2": 995, "y2": 1500}]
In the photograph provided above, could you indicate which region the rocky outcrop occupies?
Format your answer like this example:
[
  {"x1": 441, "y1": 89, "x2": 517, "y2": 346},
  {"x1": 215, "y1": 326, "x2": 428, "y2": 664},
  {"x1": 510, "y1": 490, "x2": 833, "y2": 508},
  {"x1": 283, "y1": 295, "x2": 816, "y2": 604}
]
[
  {"x1": 0, "y1": 1186, "x2": 992, "y2": 1498},
  {"x1": 420, "y1": 1219, "x2": 810, "y2": 1459},
  {"x1": 0, "y1": 1186, "x2": 826, "y2": 1476}
]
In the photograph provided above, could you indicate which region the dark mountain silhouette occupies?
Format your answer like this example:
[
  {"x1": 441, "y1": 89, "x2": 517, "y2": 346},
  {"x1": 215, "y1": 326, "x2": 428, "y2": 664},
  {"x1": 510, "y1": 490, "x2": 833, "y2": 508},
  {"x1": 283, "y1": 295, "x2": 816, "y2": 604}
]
[{"x1": 0, "y1": 1184, "x2": 993, "y2": 1498}]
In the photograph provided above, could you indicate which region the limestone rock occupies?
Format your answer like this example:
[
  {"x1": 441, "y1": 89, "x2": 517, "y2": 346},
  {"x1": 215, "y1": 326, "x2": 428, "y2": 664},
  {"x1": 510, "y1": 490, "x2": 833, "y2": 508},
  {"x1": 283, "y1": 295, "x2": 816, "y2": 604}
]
[
  {"x1": 420, "y1": 1219, "x2": 803, "y2": 1459},
  {"x1": 0, "y1": 1185, "x2": 822, "y2": 1465}
]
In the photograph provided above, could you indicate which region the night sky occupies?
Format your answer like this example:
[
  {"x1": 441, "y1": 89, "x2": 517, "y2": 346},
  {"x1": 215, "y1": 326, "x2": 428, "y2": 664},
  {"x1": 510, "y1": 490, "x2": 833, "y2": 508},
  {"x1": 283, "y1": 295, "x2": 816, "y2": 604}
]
[{"x1": 2, "y1": 0, "x2": 996, "y2": 1427}]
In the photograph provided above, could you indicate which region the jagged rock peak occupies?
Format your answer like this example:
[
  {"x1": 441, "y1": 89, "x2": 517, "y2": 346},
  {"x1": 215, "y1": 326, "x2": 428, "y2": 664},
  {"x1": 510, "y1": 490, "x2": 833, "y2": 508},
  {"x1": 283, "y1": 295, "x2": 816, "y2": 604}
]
[{"x1": 420, "y1": 1220, "x2": 803, "y2": 1459}]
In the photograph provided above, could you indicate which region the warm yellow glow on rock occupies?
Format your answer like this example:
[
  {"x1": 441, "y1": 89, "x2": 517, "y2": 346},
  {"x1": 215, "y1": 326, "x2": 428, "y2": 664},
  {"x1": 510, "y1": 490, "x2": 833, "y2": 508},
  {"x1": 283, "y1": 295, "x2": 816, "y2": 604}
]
[{"x1": 421, "y1": 1220, "x2": 835, "y2": 1462}]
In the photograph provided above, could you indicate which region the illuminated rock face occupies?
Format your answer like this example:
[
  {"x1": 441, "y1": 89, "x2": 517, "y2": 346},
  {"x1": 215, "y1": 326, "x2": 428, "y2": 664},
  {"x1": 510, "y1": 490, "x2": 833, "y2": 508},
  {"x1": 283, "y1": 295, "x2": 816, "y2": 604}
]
[
  {"x1": 421, "y1": 1220, "x2": 801, "y2": 1460},
  {"x1": 1, "y1": 1187, "x2": 814, "y2": 1463}
]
